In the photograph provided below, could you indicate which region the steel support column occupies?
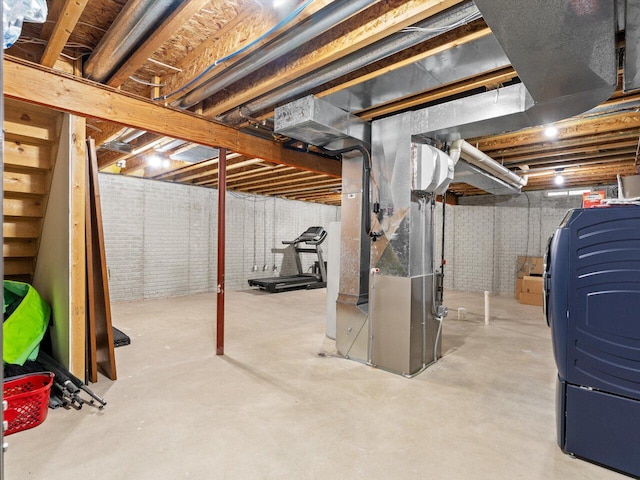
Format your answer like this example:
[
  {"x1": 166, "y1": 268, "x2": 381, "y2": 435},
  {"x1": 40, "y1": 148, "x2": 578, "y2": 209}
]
[{"x1": 216, "y1": 148, "x2": 226, "y2": 355}]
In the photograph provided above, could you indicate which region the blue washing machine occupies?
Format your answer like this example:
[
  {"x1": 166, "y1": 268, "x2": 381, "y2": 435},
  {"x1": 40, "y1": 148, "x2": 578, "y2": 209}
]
[{"x1": 546, "y1": 206, "x2": 640, "y2": 477}]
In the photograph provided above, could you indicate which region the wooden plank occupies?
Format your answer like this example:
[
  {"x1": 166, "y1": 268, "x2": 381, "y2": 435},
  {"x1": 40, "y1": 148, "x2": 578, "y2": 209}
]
[
  {"x1": 4, "y1": 140, "x2": 52, "y2": 171},
  {"x1": 3, "y1": 241, "x2": 37, "y2": 257},
  {"x1": 251, "y1": 179, "x2": 342, "y2": 195},
  {"x1": 3, "y1": 58, "x2": 340, "y2": 177},
  {"x1": 202, "y1": 164, "x2": 293, "y2": 187},
  {"x1": 3, "y1": 171, "x2": 47, "y2": 195},
  {"x1": 483, "y1": 129, "x2": 640, "y2": 158},
  {"x1": 107, "y1": 0, "x2": 211, "y2": 87},
  {"x1": 4, "y1": 197, "x2": 45, "y2": 217},
  {"x1": 231, "y1": 171, "x2": 322, "y2": 190},
  {"x1": 70, "y1": 116, "x2": 87, "y2": 381},
  {"x1": 4, "y1": 104, "x2": 60, "y2": 143},
  {"x1": 204, "y1": 0, "x2": 465, "y2": 117},
  {"x1": 86, "y1": 138, "x2": 117, "y2": 381},
  {"x1": 474, "y1": 112, "x2": 640, "y2": 151},
  {"x1": 502, "y1": 140, "x2": 640, "y2": 165},
  {"x1": 4, "y1": 258, "x2": 33, "y2": 275},
  {"x1": 40, "y1": 0, "x2": 90, "y2": 67},
  {"x1": 189, "y1": 159, "x2": 265, "y2": 185},
  {"x1": 3, "y1": 218, "x2": 41, "y2": 238},
  {"x1": 85, "y1": 144, "x2": 97, "y2": 382}
]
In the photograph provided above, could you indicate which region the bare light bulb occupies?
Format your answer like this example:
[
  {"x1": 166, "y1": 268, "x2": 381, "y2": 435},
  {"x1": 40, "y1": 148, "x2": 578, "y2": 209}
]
[{"x1": 544, "y1": 126, "x2": 559, "y2": 138}]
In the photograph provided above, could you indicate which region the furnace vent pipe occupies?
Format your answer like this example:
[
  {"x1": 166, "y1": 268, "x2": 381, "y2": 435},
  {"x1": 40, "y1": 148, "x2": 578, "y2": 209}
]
[
  {"x1": 217, "y1": 2, "x2": 480, "y2": 124},
  {"x1": 176, "y1": 0, "x2": 380, "y2": 109},
  {"x1": 84, "y1": 0, "x2": 178, "y2": 82},
  {"x1": 450, "y1": 139, "x2": 527, "y2": 189}
]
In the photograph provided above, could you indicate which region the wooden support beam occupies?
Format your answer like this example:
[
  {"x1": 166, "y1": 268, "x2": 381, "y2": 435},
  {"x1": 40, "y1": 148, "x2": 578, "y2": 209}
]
[
  {"x1": 107, "y1": 0, "x2": 211, "y2": 88},
  {"x1": 204, "y1": 0, "x2": 465, "y2": 117},
  {"x1": 40, "y1": 0, "x2": 90, "y2": 67},
  {"x1": 4, "y1": 58, "x2": 340, "y2": 177}
]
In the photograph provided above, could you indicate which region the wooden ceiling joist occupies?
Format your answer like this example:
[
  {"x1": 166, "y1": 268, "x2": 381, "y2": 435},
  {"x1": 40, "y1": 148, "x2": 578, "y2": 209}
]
[
  {"x1": 159, "y1": 0, "x2": 333, "y2": 100},
  {"x1": 107, "y1": 0, "x2": 212, "y2": 88},
  {"x1": 203, "y1": 0, "x2": 466, "y2": 117},
  {"x1": 40, "y1": 0, "x2": 90, "y2": 67},
  {"x1": 229, "y1": 171, "x2": 321, "y2": 190},
  {"x1": 482, "y1": 129, "x2": 640, "y2": 158},
  {"x1": 205, "y1": 165, "x2": 295, "y2": 187},
  {"x1": 475, "y1": 112, "x2": 640, "y2": 152},
  {"x1": 253, "y1": 179, "x2": 342, "y2": 195},
  {"x1": 4, "y1": 57, "x2": 340, "y2": 177}
]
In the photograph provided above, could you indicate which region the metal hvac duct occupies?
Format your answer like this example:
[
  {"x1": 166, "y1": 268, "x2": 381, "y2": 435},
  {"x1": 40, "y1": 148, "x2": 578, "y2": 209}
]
[
  {"x1": 450, "y1": 139, "x2": 527, "y2": 189},
  {"x1": 176, "y1": 0, "x2": 380, "y2": 110},
  {"x1": 474, "y1": 0, "x2": 617, "y2": 123},
  {"x1": 217, "y1": 2, "x2": 481, "y2": 124},
  {"x1": 84, "y1": 0, "x2": 180, "y2": 82}
]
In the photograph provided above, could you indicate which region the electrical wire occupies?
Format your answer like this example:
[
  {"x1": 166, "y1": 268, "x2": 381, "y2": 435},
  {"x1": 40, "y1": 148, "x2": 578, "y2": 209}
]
[
  {"x1": 153, "y1": 0, "x2": 315, "y2": 101},
  {"x1": 401, "y1": 10, "x2": 482, "y2": 34},
  {"x1": 514, "y1": 191, "x2": 532, "y2": 274},
  {"x1": 128, "y1": 76, "x2": 166, "y2": 87}
]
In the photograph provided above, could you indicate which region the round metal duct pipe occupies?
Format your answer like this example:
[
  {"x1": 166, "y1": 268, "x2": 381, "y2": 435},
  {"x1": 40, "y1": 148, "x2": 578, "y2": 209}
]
[
  {"x1": 216, "y1": 2, "x2": 480, "y2": 125},
  {"x1": 175, "y1": 0, "x2": 380, "y2": 109},
  {"x1": 84, "y1": 0, "x2": 178, "y2": 83},
  {"x1": 451, "y1": 139, "x2": 528, "y2": 188}
]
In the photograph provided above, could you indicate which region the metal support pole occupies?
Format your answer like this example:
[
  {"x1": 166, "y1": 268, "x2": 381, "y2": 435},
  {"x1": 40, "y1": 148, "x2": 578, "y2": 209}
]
[
  {"x1": 216, "y1": 148, "x2": 226, "y2": 355},
  {"x1": 484, "y1": 291, "x2": 490, "y2": 326}
]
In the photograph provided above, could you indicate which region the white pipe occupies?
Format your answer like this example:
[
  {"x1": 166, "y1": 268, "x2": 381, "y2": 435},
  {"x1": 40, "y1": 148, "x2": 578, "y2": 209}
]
[
  {"x1": 484, "y1": 291, "x2": 490, "y2": 325},
  {"x1": 451, "y1": 139, "x2": 528, "y2": 189}
]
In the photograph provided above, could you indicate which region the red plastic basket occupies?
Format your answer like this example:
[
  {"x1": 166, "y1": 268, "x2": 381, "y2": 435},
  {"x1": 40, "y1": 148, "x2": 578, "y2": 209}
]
[{"x1": 3, "y1": 372, "x2": 54, "y2": 435}]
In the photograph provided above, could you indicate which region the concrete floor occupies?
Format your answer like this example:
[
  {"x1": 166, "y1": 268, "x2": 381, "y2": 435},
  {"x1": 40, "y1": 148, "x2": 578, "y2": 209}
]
[{"x1": 6, "y1": 289, "x2": 625, "y2": 479}]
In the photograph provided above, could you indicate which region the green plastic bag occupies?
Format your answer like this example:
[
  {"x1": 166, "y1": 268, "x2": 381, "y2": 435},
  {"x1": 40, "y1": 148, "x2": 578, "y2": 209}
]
[{"x1": 3, "y1": 281, "x2": 50, "y2": 365}]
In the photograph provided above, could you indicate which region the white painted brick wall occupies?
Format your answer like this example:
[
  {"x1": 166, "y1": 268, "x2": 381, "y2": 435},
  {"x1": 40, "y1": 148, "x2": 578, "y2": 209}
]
[
  {"x1": 448, "y1": 190, "x2": 606, "y2": 295},
  {"x1": 99, "y1": 174, "x2": 340, "y2": 302}
]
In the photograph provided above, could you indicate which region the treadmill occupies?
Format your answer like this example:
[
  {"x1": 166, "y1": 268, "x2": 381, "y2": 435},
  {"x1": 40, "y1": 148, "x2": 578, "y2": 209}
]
[{"x1": 248, "y1": 226, "x2": 328, "y2": 293}]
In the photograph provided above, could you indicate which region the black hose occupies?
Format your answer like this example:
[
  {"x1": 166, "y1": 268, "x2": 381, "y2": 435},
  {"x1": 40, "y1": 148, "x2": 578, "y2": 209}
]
[{"x1": 318, "y1": 144, "x2": 374, "y2": 238}]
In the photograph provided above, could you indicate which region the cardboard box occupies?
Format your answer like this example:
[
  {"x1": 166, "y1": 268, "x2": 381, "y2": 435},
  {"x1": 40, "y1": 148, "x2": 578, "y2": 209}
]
[
  {"x1": 520, "y1": 292, "x2": 543, "y2": 306},
  {"x1": 582, "y1": 190, "x2": 606, "y2": 208},
  {"x1": 529, "y1": 257, "x2": 544, "y2": 276},
  {"x1": 522, "y1": 275, "x2": 543, "y2": 295},
  {"x1": 619, "y1": 175, "x2": 640, "y2": 199},
  {"x1": 516, "y1": 256, "x2": 544, "y2": 277},
  {"x1": 515, "y1": 278, "x2": 523, "y2": 299}
]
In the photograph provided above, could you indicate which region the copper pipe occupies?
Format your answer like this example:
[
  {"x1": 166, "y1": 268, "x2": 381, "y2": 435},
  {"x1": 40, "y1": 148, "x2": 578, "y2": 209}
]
[{"x1": 216, "y1": 149, "x2": 227, "y2": 355}]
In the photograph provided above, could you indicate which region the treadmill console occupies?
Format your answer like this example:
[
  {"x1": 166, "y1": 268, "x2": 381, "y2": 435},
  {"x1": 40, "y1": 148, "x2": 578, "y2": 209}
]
[{"x1": 291, "y1": 226, "x2": 327, "y2": 245}]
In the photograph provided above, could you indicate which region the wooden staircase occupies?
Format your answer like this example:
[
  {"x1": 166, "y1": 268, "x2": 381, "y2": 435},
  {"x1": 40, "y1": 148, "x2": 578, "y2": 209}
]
[{"x1": 3, "y1": 99, "x2": 63, "y2": 282}]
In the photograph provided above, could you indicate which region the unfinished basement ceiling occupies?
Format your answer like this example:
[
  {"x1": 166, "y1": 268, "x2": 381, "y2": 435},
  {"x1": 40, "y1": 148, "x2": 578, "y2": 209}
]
[{"x1": 6, "y1": 0, "x2": 640, "y2": 202}]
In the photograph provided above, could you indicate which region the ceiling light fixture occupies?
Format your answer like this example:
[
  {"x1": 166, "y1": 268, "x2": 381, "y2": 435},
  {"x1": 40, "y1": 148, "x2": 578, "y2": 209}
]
[
  {"x1": 554, "y1": 172, "x2": 565, "y2": 186},
  {"x1": 273, "y1": 0, "x2": 288, "y2": 7},
  {"x1": 162, "y1": 159, "x2": 170, "y2": 168},
  {"x1": 148, "y1": 155, "x2": 162, "y2": 168},
  {"x1": 544, "y1": 126, "x2": 559, "y2": 138}
]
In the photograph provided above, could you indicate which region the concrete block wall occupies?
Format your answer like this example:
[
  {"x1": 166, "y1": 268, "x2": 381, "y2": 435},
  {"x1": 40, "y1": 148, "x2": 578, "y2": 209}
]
[
  {"x1": 99, "y1": 174, "x2": 340, "y2": 302},
  {"x1": 441, "y1": 188, "x2": 615, "y2": 296}
]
